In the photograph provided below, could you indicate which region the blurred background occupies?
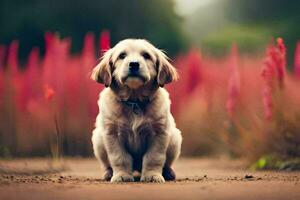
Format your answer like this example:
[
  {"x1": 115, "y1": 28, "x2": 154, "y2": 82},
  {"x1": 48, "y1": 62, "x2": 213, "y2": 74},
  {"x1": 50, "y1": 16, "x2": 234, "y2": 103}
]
[{"x1": 0, "y1": 0, "x2": 300, "y2": 169}]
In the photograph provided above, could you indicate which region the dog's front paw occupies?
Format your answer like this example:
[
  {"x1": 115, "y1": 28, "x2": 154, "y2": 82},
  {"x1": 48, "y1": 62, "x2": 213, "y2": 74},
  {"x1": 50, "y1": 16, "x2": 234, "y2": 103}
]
[
  {"x1": 141, "y1": 172, "x2": 165, "y2": 183},
  {"x1": 103, "y1": 167, "x2": 113, "y2": 181},
  {"x1": 162, "y1": 166, "x2": 176, "y2": 181},
  {"x1": 110, "y1": 172, "x2": 134, "y2": 183}
]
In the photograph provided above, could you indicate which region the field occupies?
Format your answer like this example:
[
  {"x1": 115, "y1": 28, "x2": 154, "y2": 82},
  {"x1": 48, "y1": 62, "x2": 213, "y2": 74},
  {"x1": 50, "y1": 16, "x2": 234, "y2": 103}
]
[
  {"x1": 0, "y1": 158, "x2": 299, "y2": 200},
  {"x1": 1, "y1": 1, "x2": 300, "y2": 199},
  {"x1": 1, "y1": 32, "x2": 300, "y2": 166},
  {"x1": 0, "y1": 31, "x2": 300, "y2": 199}
]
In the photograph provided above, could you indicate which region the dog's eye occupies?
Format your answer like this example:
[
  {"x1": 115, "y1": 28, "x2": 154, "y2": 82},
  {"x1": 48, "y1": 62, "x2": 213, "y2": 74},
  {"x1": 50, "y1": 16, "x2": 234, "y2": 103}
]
[
  {"x1": 142, "y1": 52, "x2": 151, "y2": 60},
  {"x1": 118, "y1": 52, "x2": 127, "y2": 60}
]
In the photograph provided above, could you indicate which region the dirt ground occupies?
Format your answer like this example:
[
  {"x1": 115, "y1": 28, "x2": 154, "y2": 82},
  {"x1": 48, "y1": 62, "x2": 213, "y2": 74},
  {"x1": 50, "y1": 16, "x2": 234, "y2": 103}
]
[{"x1": 0, "y1": 157, "x2": 299, "y2": 200}]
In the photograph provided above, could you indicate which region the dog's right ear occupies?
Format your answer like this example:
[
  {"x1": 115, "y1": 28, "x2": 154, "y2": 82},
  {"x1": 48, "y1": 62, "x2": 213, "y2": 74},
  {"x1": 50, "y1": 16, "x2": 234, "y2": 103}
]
[
  {"x1": 155, "y1": 49, "x2": 179, "y2": 87},
  {"x1": 90, "y1": 48, "x2": 113, "y2": 87}
]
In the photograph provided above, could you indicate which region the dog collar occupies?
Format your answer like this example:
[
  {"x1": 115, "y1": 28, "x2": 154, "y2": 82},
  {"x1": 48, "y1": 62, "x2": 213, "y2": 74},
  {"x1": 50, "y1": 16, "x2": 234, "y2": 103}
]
[{"x1": 120, "y1": 99, "x2": 150, "y2": 114}]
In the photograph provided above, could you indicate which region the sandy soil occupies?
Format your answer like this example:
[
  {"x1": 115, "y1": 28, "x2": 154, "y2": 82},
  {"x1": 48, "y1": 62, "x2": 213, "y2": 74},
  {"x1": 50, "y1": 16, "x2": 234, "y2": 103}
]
[{"x1": 0, "y1": 157, "x2": 299, "y2": 200}]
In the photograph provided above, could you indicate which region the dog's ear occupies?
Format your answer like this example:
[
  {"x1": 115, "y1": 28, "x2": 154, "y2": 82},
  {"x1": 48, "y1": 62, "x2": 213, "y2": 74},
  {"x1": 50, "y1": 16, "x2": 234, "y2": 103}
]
[
  {"x1": 90, "y1": 48, "x2": 113, "y2": 87},
  {"x1": 155, "y1": 49, "x2": 179, "y2": 87}
]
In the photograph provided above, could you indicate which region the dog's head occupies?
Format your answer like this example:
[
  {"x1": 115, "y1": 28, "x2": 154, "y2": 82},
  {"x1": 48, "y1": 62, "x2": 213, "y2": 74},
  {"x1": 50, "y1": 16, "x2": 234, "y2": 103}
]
[{"x1": 91, "y1": 39, "x2": 178, "y2": 90}]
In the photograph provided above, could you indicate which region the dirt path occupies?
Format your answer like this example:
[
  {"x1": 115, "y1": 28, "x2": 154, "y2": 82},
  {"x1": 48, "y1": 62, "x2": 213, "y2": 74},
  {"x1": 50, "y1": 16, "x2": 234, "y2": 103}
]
[{"x1": 0, "y1": 158, "x2": 299, "y2": 200}]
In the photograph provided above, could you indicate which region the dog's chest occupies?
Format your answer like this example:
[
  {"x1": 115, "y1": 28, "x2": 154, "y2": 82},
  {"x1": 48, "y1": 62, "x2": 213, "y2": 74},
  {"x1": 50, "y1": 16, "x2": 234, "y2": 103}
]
[{"x1": 119, "y1": 115, "x2": 154, "y2": 154}]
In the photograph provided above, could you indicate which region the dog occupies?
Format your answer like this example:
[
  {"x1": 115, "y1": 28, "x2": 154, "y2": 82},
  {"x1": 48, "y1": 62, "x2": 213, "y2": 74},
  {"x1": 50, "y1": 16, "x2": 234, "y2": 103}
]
[{"x1": 91, "y1": 39, "x2": 182, "y2": 183}]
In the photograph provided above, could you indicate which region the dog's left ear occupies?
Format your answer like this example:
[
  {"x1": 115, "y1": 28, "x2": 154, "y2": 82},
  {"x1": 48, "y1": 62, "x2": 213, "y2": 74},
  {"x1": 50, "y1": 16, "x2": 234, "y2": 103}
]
[
  {"x1": 90, "y1": 48, "x2": 114, "y2": 87},
  {"x1": 155, "y1": 49, "x2": 179, "y2": 87}
]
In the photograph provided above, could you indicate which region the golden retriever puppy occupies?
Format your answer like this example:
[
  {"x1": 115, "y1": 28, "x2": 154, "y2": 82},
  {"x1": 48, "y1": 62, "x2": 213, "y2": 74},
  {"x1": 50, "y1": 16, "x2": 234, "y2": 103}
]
[{"x1": 91, "y1": 39, "x2": 182, "y2": 183}]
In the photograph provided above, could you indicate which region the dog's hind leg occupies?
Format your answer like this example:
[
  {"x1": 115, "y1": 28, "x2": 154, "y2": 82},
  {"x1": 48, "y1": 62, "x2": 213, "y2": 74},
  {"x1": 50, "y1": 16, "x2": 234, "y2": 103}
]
[
  {"x1": 163, "y1": 128, "x2": 182, "y2": 181},
  {"x1": 92, "y1": 129, "x2": 112, "y2": 181}
]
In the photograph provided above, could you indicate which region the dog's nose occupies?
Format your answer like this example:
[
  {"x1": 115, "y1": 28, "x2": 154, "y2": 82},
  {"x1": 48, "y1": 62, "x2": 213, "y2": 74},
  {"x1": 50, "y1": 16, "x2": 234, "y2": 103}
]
[{"x1": 129, "y1": 62, "x2": 140, "y2": 72}]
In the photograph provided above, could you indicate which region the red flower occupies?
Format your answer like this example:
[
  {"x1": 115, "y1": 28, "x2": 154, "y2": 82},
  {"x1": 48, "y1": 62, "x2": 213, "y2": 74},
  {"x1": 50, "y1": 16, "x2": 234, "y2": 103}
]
[
  {"x1": 7, "y1": 40, "x2": 19, "y2": 74},
  {"x1": 262, "y1": 86, "x2": 273, "y2": 121},
  {"x1": 185, "y1": 49, "x2": 202, "y2": 94},
  {"x1": 99, "y1": 30, "x2": 111, "y2": 52},
  {"x1": 261, "y1": 38, "x2": 287, "y2": 120},
  {"x1": 294, "y1": 41, "x2": 300, "y2": 78},
  {"x1": 226, "y1": 44, "x2": 240, "y2": 118},
  {"x1": 276, "y1": 37, "x2": 286, "y2": 87},
  {"x1": 82, "y1": 32, "x2": 96, "y2": 70},
  {"x1": 44, "y1": 84, "x2": 55, "y2": 101},
  {"x1": 0, "y1": 45, "x2": 5, "y2": 69}
]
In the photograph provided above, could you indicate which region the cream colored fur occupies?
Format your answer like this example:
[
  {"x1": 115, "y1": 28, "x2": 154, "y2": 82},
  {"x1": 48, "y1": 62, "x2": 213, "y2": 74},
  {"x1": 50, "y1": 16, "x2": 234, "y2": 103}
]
[{"x1": 91, "y1": 39, "x2": 182, "y2": 183}]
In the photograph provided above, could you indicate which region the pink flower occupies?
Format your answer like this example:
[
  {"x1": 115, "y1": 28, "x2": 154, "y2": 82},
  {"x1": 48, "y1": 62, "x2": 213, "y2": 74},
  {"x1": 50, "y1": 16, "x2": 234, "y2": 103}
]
[
  {"x1": 276, "y1": 38, "x2": 286, "y2": 87},
  {"x1": 18, "y1": 47, "x2": 41, "y2": 111},
  {"x1": 99, "y1": 30, "x2": 111, "y2": 52},
  {"x1": 262, "y1": 85, "x2": 273, "y2": 121},
  {"x1": 185, "y1": 49, "x2": 202, "y2": 94},
  {"x1": 44, "y1": 84, "x2": 55, "y2": 101},
  {"x1": 0, "y1": 45, "x2": 5, "y2": 69},
  {"x1": 261, "y1": 38, "x2": 287, "y2": 120},
  {"x1": 7, "y1": 40, "x2": 19, "y2": 74},
  {"x1": 226, "y1": 44, "x2": 240, "y2": 118},
  {"x1": 294, "y1": 41, "x2": 300, "y2": 78},
  {"x1": 82, "y1": 32, "x2": 96, "y2": 70},
  {"x1": 0, "y1": 45, "x2": 5, "y2": 100}
]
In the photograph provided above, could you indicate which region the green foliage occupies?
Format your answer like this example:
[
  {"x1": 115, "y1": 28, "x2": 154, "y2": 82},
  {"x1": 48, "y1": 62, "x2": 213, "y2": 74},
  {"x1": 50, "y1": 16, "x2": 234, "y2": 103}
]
[
  {"x1": 225, "y1": 0, "x2": 300, "y2": 23},
  {"x1": 186, "y1": 0, "x2": 300, "y2": 63},
  {"x1": 0, "y1": 0, "x2": 187, "y2": 59},
  {"x1": 251, "y1": 155, "x2": 300, "y2": 171},
  {"x1": 0, "y1": 146, "x2": 11, "y2": 158},
  {"x1": 201, "y1": 24, "x2": 271, "y2": 55}
]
